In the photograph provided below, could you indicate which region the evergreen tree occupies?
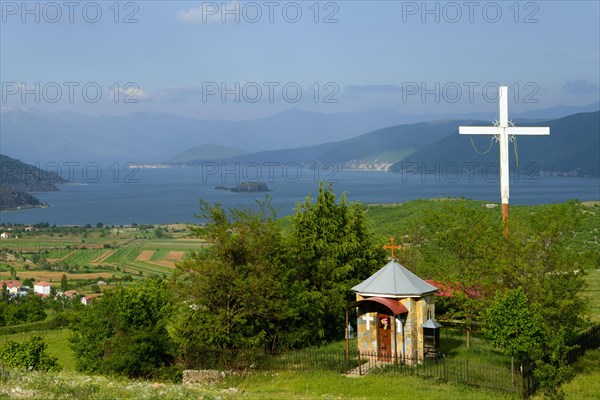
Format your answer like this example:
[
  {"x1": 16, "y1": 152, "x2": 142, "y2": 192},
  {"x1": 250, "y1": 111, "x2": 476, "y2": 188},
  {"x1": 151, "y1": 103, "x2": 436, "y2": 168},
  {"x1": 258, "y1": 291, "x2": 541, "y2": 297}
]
[
  {"x1": 290, "y1": 183, "x2": 385, "y2": 342},
  {"x1": 60, "y1": 274, "x2": 68, "y2": 292}
]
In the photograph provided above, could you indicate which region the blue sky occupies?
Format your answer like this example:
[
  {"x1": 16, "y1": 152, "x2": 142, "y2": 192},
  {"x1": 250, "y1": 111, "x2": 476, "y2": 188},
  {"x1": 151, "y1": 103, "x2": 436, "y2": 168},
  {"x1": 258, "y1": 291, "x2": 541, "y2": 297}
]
[{"x1": 1, "y1": 1, "x2": 599, "y2": 119}]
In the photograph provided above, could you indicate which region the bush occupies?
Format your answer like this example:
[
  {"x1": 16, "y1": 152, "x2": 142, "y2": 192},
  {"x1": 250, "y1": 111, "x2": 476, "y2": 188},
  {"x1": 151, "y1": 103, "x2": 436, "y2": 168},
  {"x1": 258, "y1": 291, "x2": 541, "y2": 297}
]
[
  {"x1": 151, "y1": 364, "x2": 184, "y2": 383},
  {"x1": 0, "y1": 335, "x2": 61, "y2": 371}
]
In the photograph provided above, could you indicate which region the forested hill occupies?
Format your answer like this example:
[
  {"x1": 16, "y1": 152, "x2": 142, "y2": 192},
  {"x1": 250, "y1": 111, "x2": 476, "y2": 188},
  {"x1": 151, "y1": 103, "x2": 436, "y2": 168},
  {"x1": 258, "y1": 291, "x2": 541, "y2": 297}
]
[
  {"x1": 389, "y1": 111, "x2": 600, "y2": 177},
  {"x1": 0, "y1": 154, "x2": 67, "y2": 211}
]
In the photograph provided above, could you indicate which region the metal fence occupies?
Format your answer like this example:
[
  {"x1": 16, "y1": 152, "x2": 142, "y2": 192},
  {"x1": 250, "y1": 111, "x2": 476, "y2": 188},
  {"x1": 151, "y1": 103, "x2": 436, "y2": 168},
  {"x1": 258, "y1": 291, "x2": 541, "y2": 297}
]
[
  {"x1": 186, "y1": 324, "x2": 600, "y2": 399},
  {"x1": 349, "y1": 351, "x2": 520, "y2": 395},
  {"x1": 521, "y1": 324, "x2": 600, "y2": 398}
]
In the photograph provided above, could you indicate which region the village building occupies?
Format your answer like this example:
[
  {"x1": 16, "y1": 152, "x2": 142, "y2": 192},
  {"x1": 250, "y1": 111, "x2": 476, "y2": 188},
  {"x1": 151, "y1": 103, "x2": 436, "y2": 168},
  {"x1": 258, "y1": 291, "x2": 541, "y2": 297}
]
[
  {"x1": 63, "y1": 290, "x2": 79, "y2": 298},
  {"x1": 34, "y1": 281, "x2": 52, "y2": 296},
  {"x1": 347, "y1": 238, "x2": 441, "y2": 364},
  {"x1": 1, "y1": 280, "x2": 22, "y2": 295},
  {"x1": 81, "y1": 294, "x2": 100, "y2": 306}
]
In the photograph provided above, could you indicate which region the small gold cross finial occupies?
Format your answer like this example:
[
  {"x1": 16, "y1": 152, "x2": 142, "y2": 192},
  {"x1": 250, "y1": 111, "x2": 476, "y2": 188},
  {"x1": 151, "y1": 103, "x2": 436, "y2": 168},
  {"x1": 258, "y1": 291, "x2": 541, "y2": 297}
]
[{"x1": 384, "y1": 236, "x2": 402, "y2": 259}]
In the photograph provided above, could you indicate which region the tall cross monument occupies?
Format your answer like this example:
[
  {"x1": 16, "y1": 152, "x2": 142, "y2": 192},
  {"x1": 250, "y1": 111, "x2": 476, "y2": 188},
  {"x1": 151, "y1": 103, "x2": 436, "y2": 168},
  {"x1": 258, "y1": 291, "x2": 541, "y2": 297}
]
[{"x1": 459, "y1": 86, "x2": 550, "y2": 229}]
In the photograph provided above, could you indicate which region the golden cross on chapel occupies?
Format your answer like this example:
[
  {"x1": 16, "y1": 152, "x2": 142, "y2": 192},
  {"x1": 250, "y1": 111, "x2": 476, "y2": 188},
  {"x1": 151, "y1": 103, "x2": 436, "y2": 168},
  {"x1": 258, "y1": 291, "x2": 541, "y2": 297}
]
[{"x1": 384, "y1": 236, "x2": 402, "y2": 259}]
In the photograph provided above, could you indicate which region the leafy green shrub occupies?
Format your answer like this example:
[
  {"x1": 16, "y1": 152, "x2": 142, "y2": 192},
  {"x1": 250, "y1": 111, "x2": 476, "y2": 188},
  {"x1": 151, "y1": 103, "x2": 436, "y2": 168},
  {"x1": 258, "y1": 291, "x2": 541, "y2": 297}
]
[
  {"x1": 0, "y1": 335, "x2": 61, "y2": 371},
  {"x1": 69, "y1": 279, "x2": 175, "y2": 378},
  {"x1": 151, "y1": 364, "x2": 184, "y2": 383}
]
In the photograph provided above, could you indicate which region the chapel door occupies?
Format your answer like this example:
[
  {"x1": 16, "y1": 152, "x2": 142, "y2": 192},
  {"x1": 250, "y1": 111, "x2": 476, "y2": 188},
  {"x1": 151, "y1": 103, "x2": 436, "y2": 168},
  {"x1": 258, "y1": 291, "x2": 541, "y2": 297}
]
[{"x1": 377, "y1": 313, "x2": 392, "y2": 362}]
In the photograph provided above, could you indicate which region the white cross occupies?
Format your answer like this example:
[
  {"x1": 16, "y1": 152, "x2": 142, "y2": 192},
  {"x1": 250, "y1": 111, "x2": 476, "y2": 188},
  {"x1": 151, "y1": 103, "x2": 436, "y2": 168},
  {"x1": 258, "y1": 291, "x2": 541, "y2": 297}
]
[
  {"x1": 459, "y1": 86, "x2": 549, "y2": 226},
  {"x1": 362, "y1": 314, "x2": 374, "y2": 330}
]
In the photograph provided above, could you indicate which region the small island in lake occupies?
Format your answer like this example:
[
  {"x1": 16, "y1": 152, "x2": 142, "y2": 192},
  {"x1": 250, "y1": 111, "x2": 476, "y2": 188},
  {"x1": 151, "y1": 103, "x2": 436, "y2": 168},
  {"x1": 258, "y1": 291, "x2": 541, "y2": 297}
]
[{"x1": 215, "y1": 182, "x2": 271, "y2": 193}]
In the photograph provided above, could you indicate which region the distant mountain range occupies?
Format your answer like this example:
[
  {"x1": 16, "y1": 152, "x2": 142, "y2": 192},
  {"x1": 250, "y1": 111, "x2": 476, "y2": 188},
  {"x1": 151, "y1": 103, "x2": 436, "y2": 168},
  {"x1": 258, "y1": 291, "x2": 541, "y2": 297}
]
[
  {"x1": 389, "y1": 111, "x2": 600, "y2": 177},
  {"x1": 185, "y1": 119, "x2": 482, "y2": 167},
  {"x1": 1, "y1": 101, "x2": 597, "y2": 165},
  {"x1": 0, "y1": 155, "x2": 67, "y2": 211},
  {"x1": 185, "y1": 111, "x2": 600, "y2": 177}
]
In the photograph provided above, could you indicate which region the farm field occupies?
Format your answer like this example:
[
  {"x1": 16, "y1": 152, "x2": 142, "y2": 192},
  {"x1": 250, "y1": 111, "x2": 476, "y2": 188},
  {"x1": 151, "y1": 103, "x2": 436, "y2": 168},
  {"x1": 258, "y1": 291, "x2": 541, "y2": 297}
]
[{"x1": 0, "y1": 224, "x2": 205, "y2": 296}]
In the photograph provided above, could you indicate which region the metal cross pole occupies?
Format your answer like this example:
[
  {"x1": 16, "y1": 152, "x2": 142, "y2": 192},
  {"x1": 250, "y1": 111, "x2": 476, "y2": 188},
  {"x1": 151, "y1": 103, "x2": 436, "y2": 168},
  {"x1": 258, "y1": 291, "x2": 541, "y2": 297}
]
[{"x1": 459, "y1": 86, "x2": 550, "y2": 233}]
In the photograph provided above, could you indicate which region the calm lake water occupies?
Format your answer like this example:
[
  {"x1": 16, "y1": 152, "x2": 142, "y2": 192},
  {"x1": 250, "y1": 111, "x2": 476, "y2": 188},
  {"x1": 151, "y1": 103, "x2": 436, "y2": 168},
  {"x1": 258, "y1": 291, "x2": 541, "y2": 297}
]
[{"x1": 1, "y1": 166, "x2": 599, "y2": 226}]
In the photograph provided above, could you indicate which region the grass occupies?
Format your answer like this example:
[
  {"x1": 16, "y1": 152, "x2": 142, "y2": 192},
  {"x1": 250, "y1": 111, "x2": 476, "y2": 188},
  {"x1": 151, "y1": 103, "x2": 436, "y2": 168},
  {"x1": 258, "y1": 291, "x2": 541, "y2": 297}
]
[
  {"x1": 0, "y1": 327, "x2": 597, "y2": 399},
  {"x1": 439, "y1": 329, "x2": 511, "y2": 368},
  {"x1": 582, "y1": 268, "x2": 600, "y2": 323},
  {"x1": 225, "y1": 370, "x2": 518, "y2": 400},
  {"x1": 0, "y1": 329, "x2": 76, "y2": 371},
  {"x1": 0, "y1": 369, "x2": 216, "y2": 400},
  {"x1": 531, "y1": 348, "x2": 600, "y2": 400},
  {"x1": 0, "y1": 367, "x2": 520, "y2": 400},
  {"x1": 561, "y1": 349, "x2": 600, "y2": 399}
]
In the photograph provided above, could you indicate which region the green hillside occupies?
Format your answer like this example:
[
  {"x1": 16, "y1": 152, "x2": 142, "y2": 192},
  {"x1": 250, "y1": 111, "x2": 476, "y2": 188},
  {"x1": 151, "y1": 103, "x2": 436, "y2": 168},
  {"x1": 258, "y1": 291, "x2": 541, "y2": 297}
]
[
  {"x1": 390, "y1": 112, "x2": 600, "y2": 176},
  {"x1": 0, "y1": 154, "x2": 67, "y2": 211},
  {"x1": 188, "y1": 119, "x2": 481, "y2": 166}
]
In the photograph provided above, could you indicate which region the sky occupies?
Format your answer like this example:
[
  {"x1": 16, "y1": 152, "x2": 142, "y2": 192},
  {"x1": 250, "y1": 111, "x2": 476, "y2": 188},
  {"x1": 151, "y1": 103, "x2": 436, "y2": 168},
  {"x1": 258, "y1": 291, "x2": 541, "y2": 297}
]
[{"x1": 1, "y1": 0, "x2": 599, "y2": 119}]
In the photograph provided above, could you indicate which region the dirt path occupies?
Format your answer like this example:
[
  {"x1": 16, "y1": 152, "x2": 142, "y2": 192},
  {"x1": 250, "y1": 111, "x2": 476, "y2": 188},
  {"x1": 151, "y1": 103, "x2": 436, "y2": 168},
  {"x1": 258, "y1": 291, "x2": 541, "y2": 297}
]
[
  {"x1": 148, "y1": 260, "x2": 177, "y2": 269},
  {"x1": 135, "y1": 250, "x2": 155, "y2": 261},
  {"x1": 91, "y1": 250, "x2": 115, "y2": 265},
  {"x1": 166, "y1": 251, "x2": 185, "y2": 260}
]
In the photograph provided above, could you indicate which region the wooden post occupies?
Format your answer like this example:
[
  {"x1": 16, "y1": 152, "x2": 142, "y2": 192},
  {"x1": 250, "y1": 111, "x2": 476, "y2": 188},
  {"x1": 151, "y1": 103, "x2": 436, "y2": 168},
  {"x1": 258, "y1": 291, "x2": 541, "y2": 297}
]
[
  {"x1": 345, "y1": 309, "x2": 349, "y2": 362},
  {"x1": 393, "y1": 315, "x2": 398, "y2": 367},
  {"x1": 520, "y1": 363, "x2": 525, "y2": 399},
  {"x1": 357, "y1": 350, "x2": 362, "y2": 376}
]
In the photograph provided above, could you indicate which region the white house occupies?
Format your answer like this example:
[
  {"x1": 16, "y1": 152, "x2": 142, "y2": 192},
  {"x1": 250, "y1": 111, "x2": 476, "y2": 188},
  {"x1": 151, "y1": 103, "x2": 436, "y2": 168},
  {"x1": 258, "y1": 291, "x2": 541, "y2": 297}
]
[
  {"x1": 1, "y1": 280, "x2": 22, "y2": 295},
  {"x1": 0, "y1": 232, "x2": 10, "y2": 239},
  {"x1": 34, "y1": 281, "x2": 52, "y2": 296}
]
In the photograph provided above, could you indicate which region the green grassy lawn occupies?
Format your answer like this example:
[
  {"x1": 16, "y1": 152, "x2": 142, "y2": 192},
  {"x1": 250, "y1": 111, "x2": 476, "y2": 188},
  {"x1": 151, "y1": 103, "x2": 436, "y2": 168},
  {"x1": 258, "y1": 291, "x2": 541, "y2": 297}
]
[
  {"x1": 0, "y1": 328, "x2": 76, "y2": 371},
  {"x1": 531, "y1": 348, "x2": 600, "y2": 400},
  {"x1": 225, "y1": 370, "x2": 518, "y2": 400},
  {"x1": 0, "y1": 327, "x2": 597, "y2": 399},
  {"x1": 583, "y1": 268, "x2": 600, "y2": 323},
  {"x1": 439, "y1": 329, "x2": 512, "y2": 368}
]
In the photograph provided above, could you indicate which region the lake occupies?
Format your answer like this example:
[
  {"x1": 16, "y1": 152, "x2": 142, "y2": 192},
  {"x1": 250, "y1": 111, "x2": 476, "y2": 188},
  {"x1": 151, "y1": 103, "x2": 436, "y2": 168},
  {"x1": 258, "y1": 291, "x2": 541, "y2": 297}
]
[{"x1": 1, "y1": 165, "x2": 599, "y2": 226}]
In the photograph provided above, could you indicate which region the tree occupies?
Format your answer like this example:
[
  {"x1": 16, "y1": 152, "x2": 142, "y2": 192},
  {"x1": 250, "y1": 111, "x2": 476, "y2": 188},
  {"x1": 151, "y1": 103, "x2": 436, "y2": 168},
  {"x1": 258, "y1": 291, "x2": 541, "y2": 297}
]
[
  {"x1": 60, "y1": 274, "x2": 68, "y2": 292},
  {"x1": 0, "y1": 335, "x2": 60, "y2": 371},
  {"x1": 1, "y1": 283, "x2": 8, "y2": 301},
  {"x1": 22, "y1": 278, "x2": 34, "y2": 288},
  {"x1": 170, "y1": 198, "x2": 292, "y2": 362},
  {"x1": 495, "y1": 201, "x2": 589, "y2": 339},
  {"x1": 290, "y1": 183, "x2": 385, "y2": 343},
  {"x1": 69, "y1": 279, "x2": 174, "y2": 378},
  {"x1": 483, "y1": 287, "x2": 545, "y2": 384},
  {"x1": 407, "y1": 200, "x2": 502, "y2": 348}
]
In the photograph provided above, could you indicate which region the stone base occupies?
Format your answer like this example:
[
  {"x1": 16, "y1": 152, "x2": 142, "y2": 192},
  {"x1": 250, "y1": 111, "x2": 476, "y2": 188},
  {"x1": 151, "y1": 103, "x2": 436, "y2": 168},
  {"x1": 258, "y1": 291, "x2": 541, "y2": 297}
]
[{"x1": 182, "y1": 369, "x2": 227, "y2": 385}]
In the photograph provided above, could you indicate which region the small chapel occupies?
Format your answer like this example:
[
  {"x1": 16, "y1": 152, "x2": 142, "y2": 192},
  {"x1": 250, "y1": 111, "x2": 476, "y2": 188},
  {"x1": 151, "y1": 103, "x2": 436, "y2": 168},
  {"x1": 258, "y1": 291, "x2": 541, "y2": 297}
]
[{"x1": 346, "y1": 237, "x2": 441, "y2": 364}]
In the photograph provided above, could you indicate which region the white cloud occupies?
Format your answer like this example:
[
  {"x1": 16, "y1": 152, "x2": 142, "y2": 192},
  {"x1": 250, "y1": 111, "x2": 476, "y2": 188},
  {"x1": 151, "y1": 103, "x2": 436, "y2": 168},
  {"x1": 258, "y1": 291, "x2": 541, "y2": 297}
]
[
  {"x1": 118, "y1": 86, "x2": 147, "y2": 100},
  {"x1": 176, "y1": 2, "x2": 241, "y2": 25}
]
